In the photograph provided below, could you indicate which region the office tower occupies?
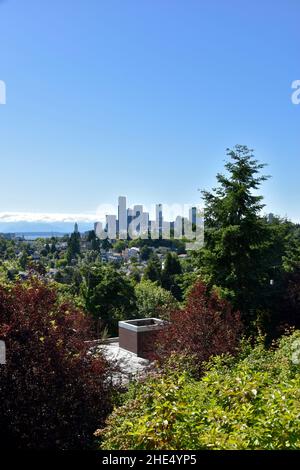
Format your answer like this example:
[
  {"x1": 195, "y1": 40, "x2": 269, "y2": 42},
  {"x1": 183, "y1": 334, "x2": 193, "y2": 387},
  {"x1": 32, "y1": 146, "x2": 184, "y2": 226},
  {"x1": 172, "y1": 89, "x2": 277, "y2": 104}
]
[
  {"x1": 150, "y1": 219, "x2": 159, "y2": 239},
  {"x1": 189, "y1": 207, "x2": 197, "y2": 226},
  {"x1": 162, "y1": 220, "x2": 171, "y2": 239},
  {"x1": 140, "y1": 212, "x2": 149, "y2": 239},
  {"x1": 189, "y1": 206, "x2": 204, "y2": 230},
  {"x1": 118, "y1": 196, "x2": 127, "y2": 239},
  {"x1": 94, "y1": 221, "x2": 106, "y2": 240},
  {"x1": 156, "y1": 204, "x2": 163, "y2": 238},
  {"x1": 127, "y1": 208, "x2": 134, "y2": 227},
  {"x1": 133, "y1": 205, "x2": 143, "y2": 234},
  {"x1": 174, "y1": 215, "x2": 183, "y2": 239},
  {"x1": 134, "y1": 205, "x2": 142, "y2": 234},
  {"x1": 106, "y1": 214, "x2": 117, "y2": 240},
  {"x1": 133, "y1": 204, "x2": 143, "y2": 218}
]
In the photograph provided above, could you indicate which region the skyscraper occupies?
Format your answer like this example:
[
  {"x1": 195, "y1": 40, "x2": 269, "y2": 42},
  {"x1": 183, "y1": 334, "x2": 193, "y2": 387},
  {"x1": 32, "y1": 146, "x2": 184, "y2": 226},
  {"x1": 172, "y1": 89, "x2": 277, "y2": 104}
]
[
  {"x1": 127, "y1": 208, "x2": 134, "y2": 227},
  {"x1": 118, "y1": 196, "x2": 127, "y2": 239},
  {"x1": 106, "y1": 214, "x2": 117, "y2": 240},
  {"x1": 156, "y1": 204, "x2": 163, "y2": 238},
  {"x1": 140, "y1": 212, "x2": 149, "y2": 238},
  {"x1": 174, "y1": 215, "x2": 183, "y2": 239},
  {"x1": 133, "y1": 205, "x2": 143, "y2": 234},
  {"x1": 189, "y1": 207, "x2": 196, "y2": 226}
]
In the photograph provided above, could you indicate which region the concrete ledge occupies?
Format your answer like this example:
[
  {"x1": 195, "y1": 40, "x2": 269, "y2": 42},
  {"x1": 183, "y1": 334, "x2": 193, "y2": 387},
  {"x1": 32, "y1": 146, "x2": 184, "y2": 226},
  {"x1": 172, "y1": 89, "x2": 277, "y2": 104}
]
[
  {"x1": 85, "y1": 337, "x2": 119, "y2": 346},
  {"x1": 118, "y1": 318, "x2": 165, "y2": 333}
]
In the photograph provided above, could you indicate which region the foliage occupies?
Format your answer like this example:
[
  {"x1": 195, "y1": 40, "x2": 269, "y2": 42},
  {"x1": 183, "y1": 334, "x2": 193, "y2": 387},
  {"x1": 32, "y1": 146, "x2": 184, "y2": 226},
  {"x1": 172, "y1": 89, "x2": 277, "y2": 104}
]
[
  {"x1": 177, "y1": 270, "x2": 201, "y2": 300},
  {"x1": 128, "y1": 237, "x2": 186, "y2": 253},
  {"x1": 140, "y1": 245, "x2": 153, "y2": 261},
  {"x1": 0, "y1": 278, "x2": 114, "y2": 449},
  {"x1": 143, "y1": 254, "x2": 162, "y2": 283},
  {"x1": 66, "y1": 230, "x2": 81, "y2": 263},
  {"x1": 155, "y1": 281, "x2": 243, "y2": 375},
  {"x1": 135, "y1": 280, "x2": 178, "y2": 320},
  {"x1": 197, "y1": 145, "x2": 272, "y2": 328},
  {"x1": 161, "y1": 253, "x2": 182, "y2": 300},
  {"x1": 114, "y1": 240, "x2": 127, "y2": 253},
  {"x1": 80, "y1": 262, "x2": 137, "y2": 334},
  {"x1": 98, "y1": 331, "x2": 300, "y2": 450},
  {"x1": 271, "y1": 267, "x2": 300, "y2": 332},
  {"x1": 283, "y1": 224, "x2": 300, "y2": 272},
  {"x1": 86, "y1": 230, "x2": 101, "y2": 251}
]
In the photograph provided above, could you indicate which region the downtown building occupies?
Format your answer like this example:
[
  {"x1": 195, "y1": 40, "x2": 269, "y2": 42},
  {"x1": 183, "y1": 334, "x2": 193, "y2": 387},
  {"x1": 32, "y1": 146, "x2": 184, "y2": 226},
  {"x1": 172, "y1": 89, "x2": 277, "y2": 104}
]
[{"x1": 95, "y1": 196, "x2": 202, "y2": 242}]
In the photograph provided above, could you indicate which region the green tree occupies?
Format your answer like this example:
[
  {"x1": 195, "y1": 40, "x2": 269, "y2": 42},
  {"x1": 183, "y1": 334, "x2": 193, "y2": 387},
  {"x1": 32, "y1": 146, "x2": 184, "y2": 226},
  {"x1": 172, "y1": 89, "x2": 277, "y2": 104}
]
[
  {"x1": 140, "y1": 245, "x2": 152, "y2": 261},
  {"x1": 283, "y1": 223, "x2": 300, "y2": 272},
  {"x1": 198, "y1": 145, "x2": 272, "y2": 328},
  {"x1": 50, "y1": 242, "x2": 56, "y2": 254},
  {"x1": 19, "y1": 250, "x2": 29, "y2": 270},
  {"x1": 135, "y1": 280, "x2": 177, "y2": 319},
  {"x1": 144, "y1": 254, "x2": 162, "y2": 283},
  {"x1": 86, "y1": 230, "x2": 101, "y2": 251},
  {"x1": 113, "y1": 240, "x2": 127, "y2": 253},
  {"x1": 101, "y1": 238, "x2": 112, "y2": 252},
  {"x1": 161, "y1": 252, "x2": 182, "y2": 299},
  {"x1": 80, "y1": 263, "x2": 137, "y2": 335},
  {"x1": 66, "y1": 231, "x2": 81, "y2": 263}
]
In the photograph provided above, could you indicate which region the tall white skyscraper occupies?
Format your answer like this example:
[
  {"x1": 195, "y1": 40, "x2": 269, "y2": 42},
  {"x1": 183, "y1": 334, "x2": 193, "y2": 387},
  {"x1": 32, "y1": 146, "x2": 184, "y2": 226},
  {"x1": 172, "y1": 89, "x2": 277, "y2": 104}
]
[
  {"x1": 140, "y1": 212, "x2": 149, "y2": 238},
  {"x1": 106, "y1": 214, "x2": 117, "y2": 240},
  {"x1": 189, "y1": 207, "x2": 196, "y2": 226},
  {"x1": 133, "y1": 205, "x2": 143, "y2": 218},
  {"x1": 156, "y1": 204, "x2": 163, "y2": 238},
  {"x1": 118, "y1": 196, "x2": 127, "y2": 239},
  {"x1": 174, "y1": 215, "x2": 183, "y2": 239}
]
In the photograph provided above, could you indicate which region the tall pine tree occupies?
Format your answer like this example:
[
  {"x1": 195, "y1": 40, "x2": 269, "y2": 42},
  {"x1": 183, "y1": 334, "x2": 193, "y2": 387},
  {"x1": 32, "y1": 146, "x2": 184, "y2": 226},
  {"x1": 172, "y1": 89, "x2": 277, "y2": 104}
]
[{"x1": 198, "y1": 145, "x2": 271, "y2": 328}]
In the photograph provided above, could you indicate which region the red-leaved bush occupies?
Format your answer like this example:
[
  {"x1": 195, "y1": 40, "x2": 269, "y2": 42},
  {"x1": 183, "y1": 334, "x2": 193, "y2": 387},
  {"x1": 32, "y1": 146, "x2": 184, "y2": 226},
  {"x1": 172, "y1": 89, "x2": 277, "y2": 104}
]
[
  {"x1": 154, "y1": 281, "x2": 243, "y2": 375},
  {"x1": 0, "y1": 279, "x2": 114, "y2": 449}
]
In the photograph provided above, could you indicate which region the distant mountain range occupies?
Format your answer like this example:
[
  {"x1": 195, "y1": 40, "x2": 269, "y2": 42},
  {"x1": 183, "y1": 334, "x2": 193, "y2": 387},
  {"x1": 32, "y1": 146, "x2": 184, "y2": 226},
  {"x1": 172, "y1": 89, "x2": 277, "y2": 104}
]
[{"x1": 0, "y1": 221, "x2": 94, "y2": 235}]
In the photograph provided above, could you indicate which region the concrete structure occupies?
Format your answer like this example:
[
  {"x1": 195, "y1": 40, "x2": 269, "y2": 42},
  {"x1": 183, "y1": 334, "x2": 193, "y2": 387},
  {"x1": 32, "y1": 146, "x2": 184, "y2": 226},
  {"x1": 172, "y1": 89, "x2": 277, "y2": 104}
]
[
  {"x1": 119, "y1": 318, "x2": 165, "y2": 359},
  {"x1": 97, "y1": 339, "x2": 150, "y2": 384}
]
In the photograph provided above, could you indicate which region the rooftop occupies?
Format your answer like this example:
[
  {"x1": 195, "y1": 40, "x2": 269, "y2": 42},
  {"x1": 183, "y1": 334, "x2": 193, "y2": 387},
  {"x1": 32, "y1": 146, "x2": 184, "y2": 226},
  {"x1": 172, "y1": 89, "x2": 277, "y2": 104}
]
[{"x1": 94, "y1": 339, "x2": 150, "y2": 384}]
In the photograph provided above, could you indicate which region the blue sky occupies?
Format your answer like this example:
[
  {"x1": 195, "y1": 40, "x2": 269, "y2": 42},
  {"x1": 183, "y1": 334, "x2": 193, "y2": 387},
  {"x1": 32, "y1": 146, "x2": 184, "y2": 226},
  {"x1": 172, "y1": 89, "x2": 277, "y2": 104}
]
[{"x1": 0, "y1": 0, "x2": 299, "y2": 226}]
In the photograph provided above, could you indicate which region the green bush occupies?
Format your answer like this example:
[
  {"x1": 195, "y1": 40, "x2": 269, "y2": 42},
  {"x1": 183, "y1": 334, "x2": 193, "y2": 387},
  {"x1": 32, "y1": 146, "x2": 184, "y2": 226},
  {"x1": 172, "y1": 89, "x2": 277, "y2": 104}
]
[
  {"x1": 97, "y1": 331, "x2": 300, "y2": 450},
  {"x1": 135, "y1": 280, "x2": 178, "y2": 320}
]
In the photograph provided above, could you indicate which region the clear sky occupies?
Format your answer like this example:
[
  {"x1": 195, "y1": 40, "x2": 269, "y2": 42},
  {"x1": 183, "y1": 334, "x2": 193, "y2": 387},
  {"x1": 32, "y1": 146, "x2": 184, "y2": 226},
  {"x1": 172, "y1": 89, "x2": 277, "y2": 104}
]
[{"x1": 0, "y1": 0, "x2": 299, "y2": 224}]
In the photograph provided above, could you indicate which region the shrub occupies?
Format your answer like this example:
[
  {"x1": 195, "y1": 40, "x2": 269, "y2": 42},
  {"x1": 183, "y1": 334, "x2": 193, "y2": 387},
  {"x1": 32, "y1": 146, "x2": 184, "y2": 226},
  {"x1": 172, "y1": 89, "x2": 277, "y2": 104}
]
[
  {"x1": 98, "y1": 331, "x2": 300, "y2": 450},
  {"x1": 0, "y1": 279, "x2": 114, "y2": 449},
  {"x1": 278, "y1": 267, "x2": 300, "y2": 330},
  {"x1": 155, "y1": 281, "x2": 243, "y2": 375},
  {"x1": 135, "y1": 280, "x2": 178, "y2": 320},
  {"x1": 80, "y1": 263, "x2": 137, "y2": 335}
]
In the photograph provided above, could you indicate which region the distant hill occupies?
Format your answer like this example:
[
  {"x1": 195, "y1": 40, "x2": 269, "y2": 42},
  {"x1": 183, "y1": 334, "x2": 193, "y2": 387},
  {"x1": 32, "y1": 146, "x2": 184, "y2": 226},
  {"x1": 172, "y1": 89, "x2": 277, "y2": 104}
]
[
  {"x1": 0, "y1": 221, "x2": 94, "y2": 234},
  {"x1": 13, "y1": 232, "x2": 67, "y2": 240}
]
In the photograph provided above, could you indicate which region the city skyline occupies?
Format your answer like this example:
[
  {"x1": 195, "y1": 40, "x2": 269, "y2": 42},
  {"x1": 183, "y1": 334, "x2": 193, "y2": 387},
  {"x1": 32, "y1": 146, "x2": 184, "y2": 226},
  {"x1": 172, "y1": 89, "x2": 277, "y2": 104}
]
[
  {"x1": 95, "y1": 196, "x2": 203, "y2": 243},
  {"x1": 0, "y1": 195, "x2": 204, "y2": 236}
]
